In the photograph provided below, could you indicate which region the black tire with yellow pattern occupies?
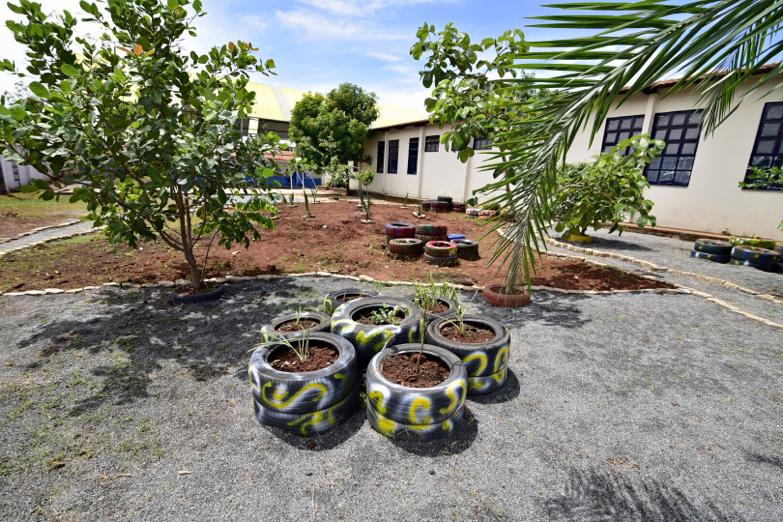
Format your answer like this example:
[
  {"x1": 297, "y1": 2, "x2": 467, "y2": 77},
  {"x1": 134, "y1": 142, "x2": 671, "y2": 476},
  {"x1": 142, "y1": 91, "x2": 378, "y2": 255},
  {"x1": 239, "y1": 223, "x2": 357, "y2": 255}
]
[
  {"x1": 323, "y1": 288, "x2": 379, "y2": 315},
  {"x1": 730, "y1": 246, "x2": 780, "y2": 271},
  {"x1": 331, "y1": 297, "x2": 423, "y2": 362},
  {"x1": 426, "y1": 314, "x2": 510, "y2": 395},
  {"x1": 260, "y1": 311, "x2": 331, "y2": 342},
  {"x1": 365, "y1": 344, "x2": 467, "y2": 441},
  {"x1": 253, "y1": 386, "x2": 359, "y2": 437},
  {"x1": 248, "y1": 332, "x2": 357, "y2": 422}
]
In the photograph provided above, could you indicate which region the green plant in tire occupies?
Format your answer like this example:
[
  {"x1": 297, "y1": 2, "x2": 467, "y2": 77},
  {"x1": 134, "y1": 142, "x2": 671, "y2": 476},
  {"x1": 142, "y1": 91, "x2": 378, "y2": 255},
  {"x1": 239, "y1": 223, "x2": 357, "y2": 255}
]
[
  {"x1": 258, "y1": 330, "x2": 313, "y2": 363},
  {"x1": 370, "y1": 305, "x2": 402, "y2": 326}
]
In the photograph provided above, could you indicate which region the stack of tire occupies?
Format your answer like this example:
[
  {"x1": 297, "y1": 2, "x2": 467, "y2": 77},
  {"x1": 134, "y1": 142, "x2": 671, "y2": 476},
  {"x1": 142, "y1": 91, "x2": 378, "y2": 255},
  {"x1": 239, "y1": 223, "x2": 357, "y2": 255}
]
[
  {"x1": 453, "y1": 239, "x2": 479, "y2": 260},
  {"x1": 365, "y1": 343, "x2": 468, "y2": 441},
  {"x1": 452, "y1": 202, "x2": 466, "y2": 213},
  {"x1": 690, "y1": 238, "x2": 732, "y2": 263},
  {"x1": 248, "y1": 331, "x2": 359, "y2": 436},
  {"x1": 385, "y1": 222, "x2": 423, "y2": 260},
  {"x1": 424, "y1": 240, "x2": 459, "y2": 266},
  {"x1": 260, "y1": 311, "x2": 331, "y2": 342},
  {"x1": 730, "y1": 245, "x2": 781, "y2": 271},
  {"x1": 432, "y1": 196, "x2": 452, "y2": 212},
  {"x1": 416, "y1": 223, "x2": 448, "y2": 243},
  {"x1": 421, "y1": 200, "x2": 435, "y2": 211},
  {"x1": 426, "y1": 315, "x2": 510, "y2": 396}
]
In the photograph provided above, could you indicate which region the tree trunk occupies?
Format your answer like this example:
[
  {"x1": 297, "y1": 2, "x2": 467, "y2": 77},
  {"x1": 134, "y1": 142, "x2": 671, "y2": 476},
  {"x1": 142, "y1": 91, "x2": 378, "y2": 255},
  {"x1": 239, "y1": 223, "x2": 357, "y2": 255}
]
[{"x1": 183, "y1": 243, "x2": 203, "y2": 289}]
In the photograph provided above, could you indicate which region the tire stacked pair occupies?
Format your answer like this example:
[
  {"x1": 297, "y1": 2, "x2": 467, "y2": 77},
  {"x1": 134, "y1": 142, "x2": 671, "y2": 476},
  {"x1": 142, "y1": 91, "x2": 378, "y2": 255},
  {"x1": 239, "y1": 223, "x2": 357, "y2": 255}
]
[
  {"x1": 365, "y1": 344, "x2": 467, "y2": 441},
  {"x1": 436, "y1": 196, "x2": 453, "y2": 211},
  {"x1": 388, "y1": 238, "x2": 424, "y2": 259},
  {"x1": 730, "y1": 236, "x2": 777, "y2": 250},
  {"x1": 690, "y1": 238, "x2": 732, "y2": 264},
  {"x1": 421, "y1": 200, "x2": 436, "y2": 211},
  {"x1": 424, "y1": 241, "x2": 459, "y2": 266},
  {"x1": 426, "y1": 315, "x2": 510, "y2": 395},
  {"x1": 453, "y1": 239, "x2": 479, "y2": 260},
  {"x1": 430, "y1": 200, "x2": 450, "y2": 213},
  {"x1": 416, "y1": 223, "x2": 448, "y2": 244},
  {"x1": 385, "y1": 222, "x2": 416, "y2": 240},
  {"x1": 452, "y1": 202, "x2": 466, "y2": 213},
  {"x1": 249, "y1": 332, "x2": 358, "y2": 436},
  {"x1": 323, "y1": 288, "x2": 379, "y2": 315},
  {"x1": 260, "y1": 311, "x2": 331, "y2": 342},
  {"x1": 730, "y1": 245, "x2": 781, "y2": 271},
  {"x1": 331, "y1": 297, "x2": 424, "y2": 363}
]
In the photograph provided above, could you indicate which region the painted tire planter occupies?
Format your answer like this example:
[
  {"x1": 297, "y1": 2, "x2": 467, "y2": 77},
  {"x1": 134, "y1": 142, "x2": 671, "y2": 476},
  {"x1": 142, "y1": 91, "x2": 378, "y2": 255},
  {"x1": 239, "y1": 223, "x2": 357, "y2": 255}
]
[
  {"x1": 248, "y1": 332, "x2": 358, "y2": 435},
  {"x1": 171, "y1": 284, "x2": 226, "y2": 304},
  {"x1": 405, "y1": 294, "x2": 458, "y2": 323},
  {"x1": 323, "y1": 288, "x2": 379, "y2": 315},
  {"x1": 482, "y1": 284, "x2": 531, "y2": 307},
  {"x1": 730, "y1": 236, "x2": 777, "y2": 250},
  {"x1": 365, "y1": 343, "x2": 467, "y2": 441},
  {"x1": 385, "y1": 222, "x2": 416, "y2": 239},
  {"x1": 454, "y1": 239, "x2": 479, "y2": 260},
  {"x1": 730, "y1": 246, "x2": 780, "y2": 271},
  {"x1": 417, "y1": 224, "x2": 447, "y2": 237},
  {"x1": 424, "y1": 252, "x2": 458, "y2": 266},
  {"x1": 452, "y1": 202, "x2": 466, "y2": 213},
  {"x1": 388, "y1": 238, "x2": 424, "y2": 257},
  {"x1": 426, "y1": 315, "x2": 510, "y2": 395},
  {"x1": 260, "y1": 311, "x2": 331, "y2": 342},
  {"x1": 689, "y1": 250, "x2": 730, "y2": 264},
  {"x1": 416, "y1": 233, "x2": 448, "y2": 244},
  {"x1": 424, "y1": 240, "x2": 458, "y2": 258},
  {"x1": 331, "y1": 297, "x2": 423, "y2": 362},
  {"x1": 693, "y1": 239, "x2": 732, "y2": 256}
]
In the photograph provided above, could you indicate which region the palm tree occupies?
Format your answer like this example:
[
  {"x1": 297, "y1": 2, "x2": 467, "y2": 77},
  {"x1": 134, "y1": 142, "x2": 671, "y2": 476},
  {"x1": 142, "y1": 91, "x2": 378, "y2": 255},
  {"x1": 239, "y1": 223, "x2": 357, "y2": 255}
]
[{"x1": 482, "y1": 0, "x2": 783, "y2": 286}]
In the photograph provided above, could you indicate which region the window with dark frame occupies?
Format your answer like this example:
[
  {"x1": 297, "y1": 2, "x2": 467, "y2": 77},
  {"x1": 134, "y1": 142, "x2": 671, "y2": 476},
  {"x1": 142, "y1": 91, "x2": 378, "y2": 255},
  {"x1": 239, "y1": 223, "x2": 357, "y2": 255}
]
[
  {"x1": 744, "y1": 101, "x2": 783, "y2": 191},
  {"x1": 601, "y1": 115, "x2": 644, "y2": 153},
  {"x1": 424, "y1": 135, "x2": 440, "y2": 152},
  {"x1": 387, "y1": 139, "x2": 399, "y2": 174},
  {"x1": 407, "y1": 137, "x2": 419, "y2": 174},
  {"x1": 644, "y1": 110, "x2": 702, "y2": 186},
  {"x1": 473, "y1": 136, "x2": 492, "y2": 150},
  {"x1": 376, "y1": 141, "x2": 385, "y2": 173}
]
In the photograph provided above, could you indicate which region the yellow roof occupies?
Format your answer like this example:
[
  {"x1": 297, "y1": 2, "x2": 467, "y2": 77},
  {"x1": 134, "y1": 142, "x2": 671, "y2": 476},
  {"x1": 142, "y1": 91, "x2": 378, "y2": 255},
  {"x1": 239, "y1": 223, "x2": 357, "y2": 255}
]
[{"x1": 246, "y1": 82, "x2": 428, "y2": 128}]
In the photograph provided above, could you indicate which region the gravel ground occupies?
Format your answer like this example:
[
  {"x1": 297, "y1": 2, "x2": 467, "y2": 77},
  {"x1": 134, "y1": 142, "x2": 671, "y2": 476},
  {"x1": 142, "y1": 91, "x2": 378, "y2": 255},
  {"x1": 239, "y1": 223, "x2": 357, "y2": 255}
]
[{"x1": 1, "y1": 276, "x2": 782, "y2": 521}]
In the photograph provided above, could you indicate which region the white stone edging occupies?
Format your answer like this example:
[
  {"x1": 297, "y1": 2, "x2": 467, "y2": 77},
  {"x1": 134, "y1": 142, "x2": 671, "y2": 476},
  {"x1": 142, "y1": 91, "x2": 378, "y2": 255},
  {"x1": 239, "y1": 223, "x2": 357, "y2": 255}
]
[
  {"x1": 0, "y1": 227, "x2": 100, "y2": 258},
  {"x1": 0, "y1": 219, "x2": 82, "y2": 244}
]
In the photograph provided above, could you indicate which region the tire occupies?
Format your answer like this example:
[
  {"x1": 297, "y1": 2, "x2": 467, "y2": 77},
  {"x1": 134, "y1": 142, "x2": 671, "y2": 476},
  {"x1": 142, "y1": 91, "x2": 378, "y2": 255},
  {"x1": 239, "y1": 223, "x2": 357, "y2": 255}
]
[
  {"x1": 452, "y1": 203, "x2": 466, "y2": 213},
  {"x1": 730, "y1": 237, "x2": 777, "y2": 250},
  {"x1": 693, "y1": 239, "x2": 733, "y2": 256},
  {"x1": 365, "y1": 343, "x2": 467, "y2": 428},
  {"x1": 422, "y1": 200, "x2": 436, "y2": 211},
  {"x1": 404, "y1": 294, "x2": 458, "y2": 323},
  {"x1": 436, "y1": 196, "x2": 453, "y2": 204},
  {"x1": 323, "y1": 288, "x2": 379, "y2": 315},
  {"x1": 248, "y1": 332, "x2": 358, "y2": 415},
  {"x1": 253, "y1": 386, "x2": 358, "y2": 436},
  {"x1": 417, "y1": 224, "x2": 447, "y2": 236},
  {"x1": 260, "y1": 311, "x2": 331, "y2": 342},
  {"x1": 388, "y1": 238, "x2": 424, "y2": 257},
  {"x1": 366, "y1": 399, "x2": 465, "y2": 442},
  {"x1": 730, "y1": 246, "x2": 780, "y2": 270},
  {"x1": 430, "y1": 201, "x2": 450, "y2": 213},
  {"x1": 331, "y1": 297, "x2": 424, "y2": 361},
  {"x1": 465, "y1": 207, "x2": 481, "y2": 217},
  {"x1": 424, "y1": 240, "x2": 458, "y2": 258},
  {"x1": 689, "y1": 250, "x2": 730, "y2": 264},
  {"x1": 426, "y1": 315, "x2": 510, "y2": 379},
  {"x1": 424, "y1": 252, "x2": 458, "y2": 266},
  {"x1": 729, "y1": 258, "x2": 779, "y2": 271},
  {"x1": 467, "y1": 366, "x2": 509, "y2": 395},
  {"x1": 416, "y1": 233, "x2": 448, "y2": 244},
  {"x1": 171, "y1": 284, "x2": 226, "y2": 304},
  {"x1": 454, "y1": 239, "x2": 479, "y2": 260},
  {"x1": 385, "y1": 222, "x2": 416, "y2": 239}
]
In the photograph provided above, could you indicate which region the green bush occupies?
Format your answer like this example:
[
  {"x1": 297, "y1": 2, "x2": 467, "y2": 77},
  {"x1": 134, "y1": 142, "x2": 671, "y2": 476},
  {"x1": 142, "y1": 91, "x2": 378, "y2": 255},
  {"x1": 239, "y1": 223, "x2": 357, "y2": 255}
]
[{"x1": 552, "y1": 135, "x2": 664, "y2": 237}]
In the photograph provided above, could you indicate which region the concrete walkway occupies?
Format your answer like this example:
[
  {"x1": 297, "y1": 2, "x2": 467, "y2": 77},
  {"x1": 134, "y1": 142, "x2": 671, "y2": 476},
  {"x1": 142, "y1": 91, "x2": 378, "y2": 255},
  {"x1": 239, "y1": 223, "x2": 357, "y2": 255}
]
[
  {"x1": 0, "y1": 220, "x2": 96, "y2": 255},
  {"x1": 547, "y1": 230, "x2": 783, "y2": 327}
]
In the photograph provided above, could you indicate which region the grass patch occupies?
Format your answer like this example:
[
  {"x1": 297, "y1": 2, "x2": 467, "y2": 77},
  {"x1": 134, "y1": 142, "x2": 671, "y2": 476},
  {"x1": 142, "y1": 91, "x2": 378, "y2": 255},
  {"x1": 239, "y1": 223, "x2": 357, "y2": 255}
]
[{"x1": 0, "y1": 192, "x2": 86, "y2": 218}]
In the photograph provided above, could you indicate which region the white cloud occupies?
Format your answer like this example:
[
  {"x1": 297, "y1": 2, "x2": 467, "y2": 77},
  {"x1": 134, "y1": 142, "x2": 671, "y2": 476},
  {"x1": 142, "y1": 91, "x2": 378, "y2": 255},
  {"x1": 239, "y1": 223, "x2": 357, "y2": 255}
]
[
  {"x1": 240, "y1": 14, "x2": 269, "y2": 31},
  {"x1": 274, "y1": 9, "x2": 406, "y2": 41},
  {"x1": 297, "y1": 0, "x2": 454, "y2": 17},
  {"x1": 366, "y1": 51, "x2": 403, "y2": 63}
]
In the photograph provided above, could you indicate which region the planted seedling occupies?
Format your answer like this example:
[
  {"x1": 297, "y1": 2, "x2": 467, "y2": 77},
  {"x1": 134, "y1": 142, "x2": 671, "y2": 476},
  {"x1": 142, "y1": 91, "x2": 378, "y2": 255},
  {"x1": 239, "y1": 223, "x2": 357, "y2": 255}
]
[
  {"x1": 369, "y1": 305, "x2": 403, "y2": 325},
  {"x1": 402, "y1": 193, "x2": 409, "y2": 207},
  {"x1": 413, "y1": 201, "x2": 425, "y2": 218}
]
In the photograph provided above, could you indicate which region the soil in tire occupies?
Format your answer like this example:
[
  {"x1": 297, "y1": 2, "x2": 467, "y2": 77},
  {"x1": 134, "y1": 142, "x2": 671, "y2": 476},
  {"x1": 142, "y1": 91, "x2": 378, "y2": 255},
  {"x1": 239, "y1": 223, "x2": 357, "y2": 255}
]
[
  {"x1": 381, "y1": 352, "x2": 450, "y2": 388},
  {"x1": 276, "y1": 318, "x2": 320, "y2": 332},
  {"x1": 440, "y1": 323, "x2": 495, "y2": 344},
  {"x1": 268, "y1": 342, "x2": 339, "y2": 372}
]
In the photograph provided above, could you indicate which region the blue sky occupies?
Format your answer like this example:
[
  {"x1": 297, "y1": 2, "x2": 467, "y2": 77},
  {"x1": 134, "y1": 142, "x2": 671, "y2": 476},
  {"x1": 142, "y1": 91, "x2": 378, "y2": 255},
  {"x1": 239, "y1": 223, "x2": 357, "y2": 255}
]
[{"x1": 0, "y1": 0, "x2": 564, "y2": 108}]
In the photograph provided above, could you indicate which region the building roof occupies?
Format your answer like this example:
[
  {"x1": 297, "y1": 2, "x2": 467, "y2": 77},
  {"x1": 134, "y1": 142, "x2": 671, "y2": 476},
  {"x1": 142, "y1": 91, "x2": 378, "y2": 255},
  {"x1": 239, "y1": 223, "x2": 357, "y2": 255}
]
[
  {"x1": 622, "y1": 62, "x2": 780, "y2": 94},
  {"x1": 246, "y1": 82, "x2": 429, "y2": 129}
]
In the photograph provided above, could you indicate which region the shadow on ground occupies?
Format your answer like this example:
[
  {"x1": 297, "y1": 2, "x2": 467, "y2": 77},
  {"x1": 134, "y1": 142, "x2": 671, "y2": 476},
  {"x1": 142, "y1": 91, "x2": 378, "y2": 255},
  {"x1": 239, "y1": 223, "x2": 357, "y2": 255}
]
[
  {"x1": 468, "y1": 369, "x2": 521, "y2": 405},
  {"x1": 260, "y1": 410, "x2": 366, "y2": 451},
  {"x1": 544, "y1": 467, "x2": 740, "y2": 521},
  {"x1": 18, "y1": 278, "x2": 320, "y2": 417},
  {"x1": 560, "y1": 236, "x2": 654, "y2": 252},
  {"x1": 479, "y1": 292, "x2": 590, "y2": 330}
]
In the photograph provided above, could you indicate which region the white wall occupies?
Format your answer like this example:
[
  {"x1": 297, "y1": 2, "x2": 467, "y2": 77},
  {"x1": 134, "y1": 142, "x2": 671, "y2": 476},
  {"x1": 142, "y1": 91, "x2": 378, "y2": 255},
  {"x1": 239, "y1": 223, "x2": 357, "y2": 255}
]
[
  {"x1": 0, "y1": 156, "x2": 47, "y2": 193},
  {"x1": 566, "y1": 84, "x2": 783, "y2": 240}
]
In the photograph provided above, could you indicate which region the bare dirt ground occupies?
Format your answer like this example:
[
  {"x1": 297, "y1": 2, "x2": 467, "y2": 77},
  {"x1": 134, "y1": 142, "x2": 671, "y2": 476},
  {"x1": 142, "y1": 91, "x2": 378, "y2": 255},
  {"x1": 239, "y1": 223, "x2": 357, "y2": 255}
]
[
  {"x1": 0, "y1": 193, "x2": 86, "y2": 240},
  {"x1": 0, "y1": 200, "x2": 672, "y2": 293}
]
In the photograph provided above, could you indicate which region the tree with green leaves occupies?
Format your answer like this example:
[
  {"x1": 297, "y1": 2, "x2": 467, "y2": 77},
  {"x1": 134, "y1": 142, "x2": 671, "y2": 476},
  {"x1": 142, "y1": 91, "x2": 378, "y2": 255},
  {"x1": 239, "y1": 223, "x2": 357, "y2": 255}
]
[
  {"x1": 0, "y1": 0, "x2": 281, "y2": 289},
  {"x1": 552, "y1": 135, "x2": 664, "y2": 239},
  {"x1": 289, "y1": 83, "x2": 379, "y2": 175},
  {"x1": 415, "y1": 1, "x2": 783, "y2": 286}
]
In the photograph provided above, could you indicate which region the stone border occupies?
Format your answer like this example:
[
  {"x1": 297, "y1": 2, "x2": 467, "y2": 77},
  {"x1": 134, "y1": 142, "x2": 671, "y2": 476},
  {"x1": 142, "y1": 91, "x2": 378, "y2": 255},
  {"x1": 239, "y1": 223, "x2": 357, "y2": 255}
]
[
  {"x1": 0, "y1": 226, "x2": 101, "y2": 258},
  {"x1": 0, "y1": 219, "x2": 81, "y2": 244},
  {"x1": 546, "y1": 237, "x2": 783, "y2": 306}
]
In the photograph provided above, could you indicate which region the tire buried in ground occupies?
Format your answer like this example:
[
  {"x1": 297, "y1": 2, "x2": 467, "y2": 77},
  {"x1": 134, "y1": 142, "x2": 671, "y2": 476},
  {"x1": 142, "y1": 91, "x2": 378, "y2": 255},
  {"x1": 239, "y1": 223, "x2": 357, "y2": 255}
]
[
  {"x1": 260, "y1": 311, "x2": 331, "y2": 342},
  {"x1": 365, "y1": 343, "x2": 467, "y2": 440},
  {"x1": 454, "y1": 239, "x2": 479, "y2": 260},
  {"x1": 331, "y1": 297, "x2": 424, "y2": 362},
  {"x1": 689, "y1": 250, "x2": 731, "y2": 264},
  {"x1": 424, "y1": 252, "x2": 458, "y2": 266},
  {"x1": 323, "y1": 288, "x2": 380, "y2": 315},
  {"x1": 248, "y1": 332, "x2": 358, "y2": 420},
  {"x1": 426, "y1": 314, "x2": 509, "y2": 395},
  {"x1": 693, "y1": 239, "x2": 732, "y2": 256}
]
